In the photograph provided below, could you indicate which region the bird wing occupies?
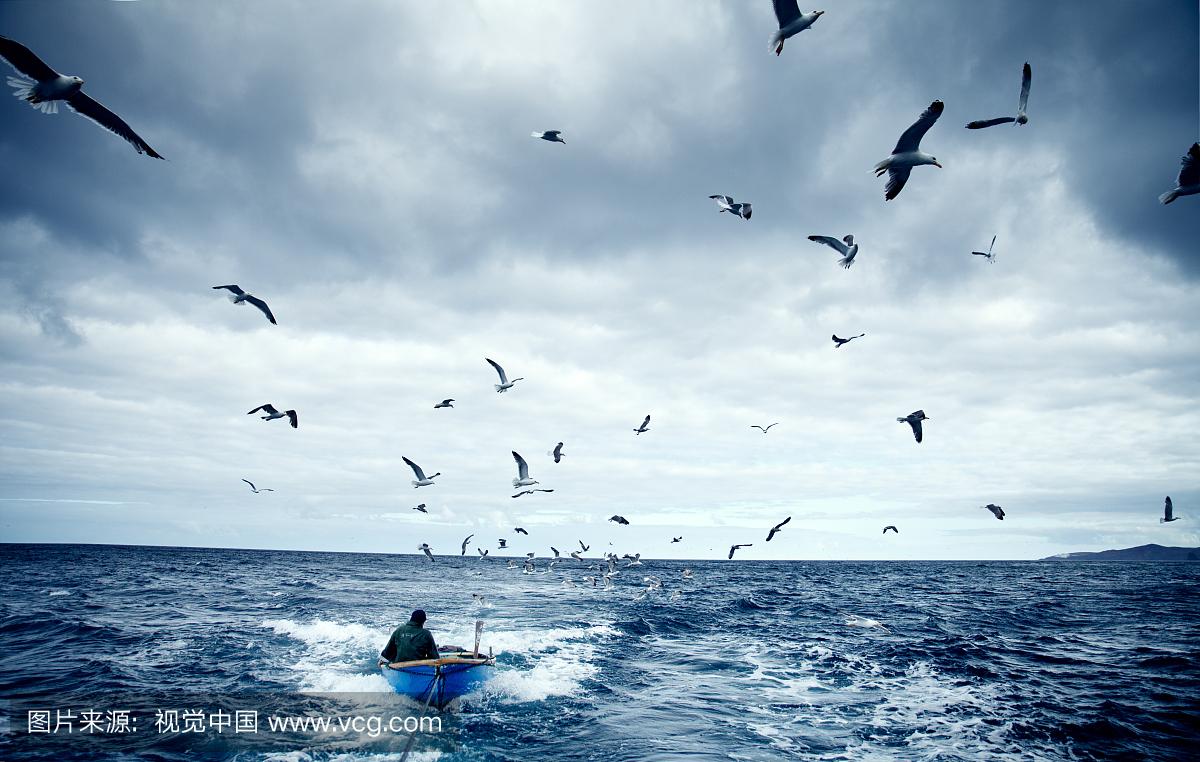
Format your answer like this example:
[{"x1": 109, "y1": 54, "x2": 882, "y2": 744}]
[
  {"x1": 772, "y1": 0, "x2": 802, "y2": 27},
  {"x1": 910, "y1": 418, "x2": 923, "y2": 442},
  {"x1": 402, "y1": 456, "x2": 426, "y2": 480},
  {"x1": 247, "y1": 404, "x2": 277, "y2": 415},
  {"x1": 1165, "y1": 496, "x2": 1173, "y2": 521},
  {"x1": 884, "y1": 167, "x2": 912, "y2": 201},
  {"x1": 965, "y1": 117, "x2": 1015, "y2": 129},
  {"x1": 989, "y1": 235, "x2": 996, "y2": 254},
  {"x1": 544, "y1": 130, "x2": 561, "y2": 138},
  {"x1": 893, "y1": 100, "x2": 944, "y2": 153},
  {"x1": 807, "y1": 235, "x2": 849, "y2": 255},
  {"x1": 241, "y1": 479, "x2": 255, "y2": 490},
  {"x1": 738, "y1": 203, "x2": 752, "y2": 219},
  {"x1": 709, "y1": 194, "x2": 733, "y2": 208},
  {"x1": 1177, "y1": 143, "x2": 1200, "y2": 187},
  {"x1": 765, "y1": 423, "x2": 778, "y2": 430},
  {"x1": 0, "y1": 35, "x2": 60, "y2": 81},
  {"x1": 286, "y1": 410, "x2": 298, "y2": 428},
  {"x1": 512, "y1": 450, "x2": 529, "y2": 479},
  {"x1": 641, "y1": 415, "x2": 651, "y2": 428},
  {"x1": 1017, "y1": 62, "x2": 1031, "y2": 115},
  {"x1": 486, "y1": 357, "x2": 508, "y2": 384},
  {"x1": 462, "y1": 535, "x2": 473, "y2": 552},
  {"x1": 65, "y1": 91, "x2": 163, "y2": 158},
  {"x1": 213, "y1": 284, "x2": 245, "y2": 295},
  {"x1": 243, "y1": 294, "x2": 277, "y2": 324}
]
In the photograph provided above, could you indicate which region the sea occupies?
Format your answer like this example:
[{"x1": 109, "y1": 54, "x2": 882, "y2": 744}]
[{"x1": 1, "y1": 543, "x2": 1197, "y2": 761}]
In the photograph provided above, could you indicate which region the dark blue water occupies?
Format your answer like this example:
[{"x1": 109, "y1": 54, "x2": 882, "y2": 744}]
[{"x1": 1, "y1": 544, "x2": 1198, "y2": 761}]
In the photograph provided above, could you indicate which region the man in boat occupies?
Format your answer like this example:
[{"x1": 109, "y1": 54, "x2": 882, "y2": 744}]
[{"x1": 379, "y1": 609, "x2": 439, "y2": 664}]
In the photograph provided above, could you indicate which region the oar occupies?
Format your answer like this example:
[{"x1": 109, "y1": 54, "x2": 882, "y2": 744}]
[{"x1": 473, "y1": 619, "x2": 484, "y2": 657}]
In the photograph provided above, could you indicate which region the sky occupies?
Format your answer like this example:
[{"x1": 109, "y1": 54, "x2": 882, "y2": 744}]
[{"x1": 0, "y1": 0, "x2": 1197, "y2": 560}]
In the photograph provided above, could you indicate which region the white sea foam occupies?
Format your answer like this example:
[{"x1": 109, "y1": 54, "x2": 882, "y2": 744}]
[
  {"x1": 261, "y1": 618, "x2": 391, "y2": 692},
  {"x1": 48, "y1": 589, "x2": 70, "y2": 596}
]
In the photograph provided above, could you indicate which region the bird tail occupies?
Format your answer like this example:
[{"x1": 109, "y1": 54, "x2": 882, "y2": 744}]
[
  {"x1": 896, "y1": 417, "x2": 906, "y2": 423},
  {"x1": 838, "y1": 255, "x2": 853, "y2": 269},
  {"x1": 6, "y1": 77, "x2": 56, "y2": 113},
  {"x1": 873, "y1": 157, "x2": 891, "y2": 174},
  {"x1": 494, "y1": 384, "x2": 505, "y2": 392},
  {"x1": 1159, "y1": 189, "x2": 1179, "y2": 205}
]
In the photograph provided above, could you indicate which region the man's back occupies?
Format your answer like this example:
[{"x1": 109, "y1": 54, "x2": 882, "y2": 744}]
[{"x1": 381, "y1": 619, "x2": 438, "y2": 663}]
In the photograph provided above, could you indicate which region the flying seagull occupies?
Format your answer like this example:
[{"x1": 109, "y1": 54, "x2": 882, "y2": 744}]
[
  {"x1": 241, "y1": 479, "x2": 273, "y2": 494},
  {"x1": 972, "y1": 235, "x2": 997, "y2": 263},
  {"x1": 875, "y1": 100, "x2": 944, "y2": 200},
  {"x1": 0, "y1": 34, "x2": 164, "y2": 158},
  {"x1": 882, "y1": 525, "x2": 898, "y2": 534},
  {"x1": 1161, "y1": 496, "x2": 1179, "y2": 523},
  {"x1": 766, "y1": 516, "x2": 791, "y2": 541},
  {"x1": 498, "y1": 538, "x2": 508, "y2": 549},
  {"x1": 247, "y1": 404, "x2": 297, "y2": 429},
  {"x1": 550, "y1": 442, "x2": 564, "y2": 463},
  {"x1": 579, "y1": 540, "x2": 590, "y2": 551},
  {"x1": 634, "y1": 415, "x2": 651, "y2": 435},
  {"x1": 609, "y1": 515, "x2": 630, "y2": 525},
  {"x1": 402, "y1": 456, "x2": 440, "y2": 488},
  {"x1": 751, "y1": 423, "x2": 779, "y2": 433},
  {"x1": 550, "y1": 546, "x2": 561, "y2": 558},
  {"x1": 966, "y1": 62, "x2": 1031, "y2": 129},
  {"x1": 212, "y1": 285, "x2": 277, "y2": 325},
  {"x1": 514, "y1": 527, "x2": 529, "y2": 535},
  {"x1": 433, "y1": 399, "x2": 454, "y2": 409},
  {"x1": 671, "y1": 536, "x2": 682, "y2": 543},
  {"x1": 478, "y1": 548, "x2": 489, "y2": 557},
  {"x1": 532, "y1": 130, "x2": 565, "y2": 143},
  {"x1": 708, "y1": 195, "x2": 752, "y2": 220},
  {"x1": 983, "y1": 503, "x2": 1006, "y2": 520},
  {"x1": 728, "y1": 543, "x2": 752, "y2": 559},
  {"x1": 1159, "y1": 143, "x2": 1200, "y2": 205},
  {"x1": 511, "y1": 451, "x2": 538, "y2": 487},
  {"x1": 897, "y1": 410, "x2": 929, "y2": 443},
  {"x1": 461, "y1": 535, "x2": 474, "y2": 555},
  {"x1": 769, "y1": 3, "x2": 824, "y2": 56},
  {"x1": 413, "y1": 503, "x2": 428, "y2": 513},
  {"x1": 832, "y1": 333, "x2": 865, "y2": 348},
  {"x1": 807, "y1": 234, "x2": 859, "y2": 268},
  {"x1": 512, "y1": 488, "x2": 555, "y2": 498},
  {"x1": 486, "y1": 358, "x2": 524, "y2": 393},
  {"x1": 418, "y1": 543, "x2": 435, "y2": 561}
]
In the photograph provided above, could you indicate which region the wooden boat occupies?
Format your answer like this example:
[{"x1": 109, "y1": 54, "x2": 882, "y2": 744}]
[{"x1": 380, "y1": 650, "x2": 495, "y2": 709}]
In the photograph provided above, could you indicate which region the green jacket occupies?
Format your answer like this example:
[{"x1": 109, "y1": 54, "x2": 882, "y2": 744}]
[{"x1": 381, "y1": 620, "x2": 438, "y2": 663}]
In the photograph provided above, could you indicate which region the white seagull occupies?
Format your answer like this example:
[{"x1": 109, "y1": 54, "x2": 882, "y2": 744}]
[
  {"x1": 0, "y1": 34, "x2": 163, "y2": 158},
  {"x1": 897, "y1": 410, "x2": 929, "y2": 443},
  {"x1": 634, "y1": 415, "x2": 651, "y2": 435},
  {"x1": 708, "y1": 195, "x2": 752, "y2": 220},
  {"x1": 511, "y1": 451, "x2": 538, "y2": 487},
  {"x1": 1159, "y1": 143, "x2": 1200, "y2": 205},
  {"x1": 212, "y1": 285, "x2": 277, "y2": 325},
  {"x1": 972, "y1": 235, "x2": 997, "y2": 263},
  {"x1": 966, "y1": 63, "x2": 1031, "y2": 129},
  {"x1": 403, "y1": 456, "x2": 441, "y2": 488},
  {"x1": 532, "y1": 130, "x2": 565, "y2": 143},
  {"x1": 875, "y1": 100, "x2": 944, "y2": 200},
  {"x1": 769, "y1": 3, "x2": 824, "y2": 56},
  {"x1": 418, "y1": 543, "x2": 435, "y2": 561},
  {"x1": 486, "y1": 358, "x2": 524, "y2": 393},
  {"x1": 807, "y1": 234, "x2": 859, "y2": 268},
  {"x1": 247, "y1": 404, "x2": 297, "y2": 429},
  {"x1": 241, "y1": 479, "x2": 273, "y2": 494}
]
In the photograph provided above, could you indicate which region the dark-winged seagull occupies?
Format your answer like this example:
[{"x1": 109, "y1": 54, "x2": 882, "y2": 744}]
[
  {"x1": 403, "y1": 456, "x2": 440, "y2": 488},
  {"x1": 241, "y1": 479, "x2": 273, "y2": 494},
  {"x1": 478, "y1": 548, "x2": 489, "y2": 557},
  {"x1": 498, "y1": 538, "x2": 508, "y2": 549},
  {"x1": 766, "y1": 516, "x2": 791, "y2": 541},
  {"x1": 532, "y1": 130, "x2": 565, "y2": 143},
  {"x1": 419, "y1": 543, "x2": 435, "y2": 561},
  {"x1": 671, "y1": 536, "x2": 682, "y2": 543},
  {"x1": 511, "y1": 451, "x2": 538, "y2": 487},
  {"x1": 551, "y1": 442, "x2": 564, "y2": 463},
  {"x1": 882, "y1": 525, "x2": 898, "y2": 534},
  {"x1": 709, "y1": 194, "x2": 752, "y2": 220},
  {"x1": 579, "y1": 540, "x2": 590, "y2": 551},
  {"x1": 248, "y1": 404, "x2": 297, "y2": 428},
  {"x1": 0, "y1": 34, "x2": 164, "y2": 158},
  {"x1": 808, "y1": 234, "x2": 859, "y2": 268},
  {"x1": 972, "y1": 235, "x2": 997, "y2": 263},
  {"x1": 966, "y1": 63, "x2": 1031, "y2": 129},
  {"x1": 897, "y1": 410, "x2": 929, "y2": 443},
  {"x1": 609, "y1": 515, "x2": 630, "y2": 525},
  {"x1": 512, "y1": 488, "x2": 555, "y2": 498},
  {"x1": 751, "y1": 423, "x2": 779, "y2": 433},
  {"x1": 769, "y1": 3, "x2": 824, "y2": 56},
  {"x1": 1161, "y1": 496, "x2": 1179, "y2": 523},
  {"x1": 634, "y1": 415, "x2": 651, "y2": 435},
  {"x1": 875, "y1": 100, "x2": 944, "y2": 200},
  {"x1": 461, "y1": 534, "x2": 474, "y2": 555},
  {"x1": 486, "y1": 358, "x2": 524, "y2": 393},
  {"x1": 514, "y1": 527, "x2": 529, "y2": 535},
  {"x1": 213, "y1": 285, "x2": 277, "y2": 325},
  {"x1": 550, "y1": 546, "x2": 561, "y2": 558},
  {"x1": 728, "y1": 543, "x2": 752, "y2": 559},
  {"x1": 413, "y1": 503, "x2": 428, "y2": 513},
  {"x1": 1159, "y1": 143, "x2": 1200, "y2": 204},
  {"x1": 832, "y1": 333, "x2": 865, "y2": 348},
  {"x1": 983, "y1": 503, "x2": 1006, "y2": 520},
  {"x1": 434, "y1": 399, "x2": 454, "y2": 409}
]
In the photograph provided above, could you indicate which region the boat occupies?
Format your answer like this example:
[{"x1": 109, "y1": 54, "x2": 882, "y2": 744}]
[{"x1": 380, "y1": 649, "x2": 495, "y2": 709}]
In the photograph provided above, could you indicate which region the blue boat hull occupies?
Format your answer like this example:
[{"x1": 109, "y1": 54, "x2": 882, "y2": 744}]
[{"x1": 381, "y1": 661, "x2": 494, "y2": 709}]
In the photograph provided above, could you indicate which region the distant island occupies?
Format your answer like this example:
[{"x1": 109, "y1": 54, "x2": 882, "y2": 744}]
[{"x1": 1043, "y1": 543, "x2": 1200, "y2": 561}]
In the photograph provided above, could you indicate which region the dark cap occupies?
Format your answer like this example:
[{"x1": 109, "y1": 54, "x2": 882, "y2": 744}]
[{"x1": 410, "y1": 609, "x2": 427, "y2": 624}]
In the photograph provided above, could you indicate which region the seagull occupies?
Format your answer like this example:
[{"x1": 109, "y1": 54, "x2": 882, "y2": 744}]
[
  {"x1": 511, "y1": 451, "x2": 538, "y2": 488},
  {"x1": 486, "y1": 358, "x2": 524, "y2": 393},
  {"x1": 247, "y1": 404, "x2": 298, "y2": 429},
  {"x1": 807, "y1": 234, "x2": 859, "y2": 268},
  {"x1": 634, "y1": 415, "x2": 651, "y2": 435},
  {"x1": 478, "y1": 548, "x2": 489, "y2": 558},
  {"x1": 728, "y1": 544, "x2": 752, "y2": 559},
  {"x1": 583, "y1": 575, "x2": 598, "y2": 587},
  {"x1": 498, "y1": 538, "x2": 508, "y2": 549},
  {"x1": 550, "y1": 546, "x2": 561, "y2": 558},
  {"x1": 875, "y1": 100, "x2": 944, "y2": 200},
  {"x1": 966, "y1": 62, "x2": 1031, "y2": 129},
  {"x1": 570, "y1": 550, "x2": 584, "y2": 561},
  {"x1": 433, "y1": 399, "x2": 455, "y2": 409},
  {"x1": 506, "y1": 558, "x2": 516, "y2": 569},
  {"x1": 609, "y1": 515, "x2": 630, "y2": 525},
  {"x1": 241, "y1": 479, "x2": 274, "y2": 494},
  {"x1": 832, "y1": 333, "x2": 865, "y2": 348},
  {"x1": 624, "y1": 553, "x2": 642, "y2": 566},
  {"x1": 213, "y1": 285, "x2": 277, "y2": 325},
  {"x1": 579, "y1": 540, "x2": 590, "y2": 551},
  {"x1": 983, "y1": 503, "x2": 1006, "y2": 520},
  {"x1": 550, "y1": 442, "x2": 564, "y2": 463},
  {"x1": 471, "y1": 593, "x2": 487, "y2": 605},
  {"x1": 751, "y1": 423, "x2": 779, "y2": 433},
  {"x1": 843, "y1": 613, "x2": 889, "y2": 632},
  {"x1": 514, "y1": 527, "x2": 529, "y2": 535},
  {"x1": 0, "y1": 34, "x2": 164, "y2": 158},
  {"x1": 708, "y1": 194, "x2": 752, "y2": 220},
  {"x1": 1161, "y1": 496, "x2": 1180, "y2": 523},
  {"x1": 1159, "y1": 143, "x2": 1200, "y2": 205},
  {"x1": 682, "y1": 568, "x2": 694, "y2": 579},
  {"x1": 413, "y1": 504, "x2": 428, "y2": 513},
  {"x1": 882, "y1": 525, "x2": 898, "y2": 534},
  {"x1": 766, "y1": 517, "x2": 791, "y2": 541},
  {"x1": 671, "y1": 536, "x2": 682, "y2": 543},
  {"x1": 418, "y1": 543, "x2": 435, "y2": 561},
  {"x1": 512, "y1": 488, "x2": 555, "y2": 498},
  {"x1": 461, "y1": 535, "x2": 474, "y2": 555},
  {"x1": 769, "y1": 3, "x2": 824, "y2": 56},
  {"x1": 897, "y1": 410, "x2": 929, "y2": 443},
  {"x1": 972, "y1": 235, "x2": 997, "y2": 263},
  {"x1": 532, "y1": 130, "x2": 565, "y2": 143},
  {"x1": 402, "y1": 457, "x2": 440, "y2": 488}
]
